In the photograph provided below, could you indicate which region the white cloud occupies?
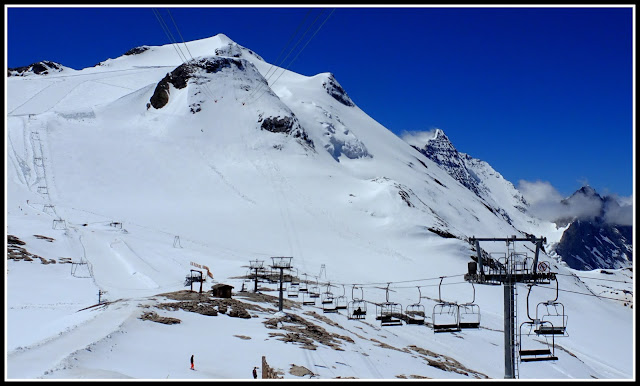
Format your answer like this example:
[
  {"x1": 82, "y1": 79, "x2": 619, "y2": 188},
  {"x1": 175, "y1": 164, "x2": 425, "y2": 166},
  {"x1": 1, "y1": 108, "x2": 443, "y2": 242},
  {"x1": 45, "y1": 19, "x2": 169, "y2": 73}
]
[
  {"x1": 603, "y1": 196, "x2": 634, "y2": 226},
  {"x1": 518, "y1": 180, "x2": 633, "y2": 226},
  {"x1": 399, "y1": 129, "x2": 439, "y2": 148}
]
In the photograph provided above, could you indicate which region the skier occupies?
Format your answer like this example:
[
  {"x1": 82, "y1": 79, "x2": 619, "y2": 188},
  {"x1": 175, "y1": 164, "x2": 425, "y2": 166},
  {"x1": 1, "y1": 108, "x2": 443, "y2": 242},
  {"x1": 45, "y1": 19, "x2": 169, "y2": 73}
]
[
  {"x1": 253, "y1": 366, "x2": 258, "y2": 379},
  {"x1": 190, "y1": 354, "x2": 194, "y2": 370}
]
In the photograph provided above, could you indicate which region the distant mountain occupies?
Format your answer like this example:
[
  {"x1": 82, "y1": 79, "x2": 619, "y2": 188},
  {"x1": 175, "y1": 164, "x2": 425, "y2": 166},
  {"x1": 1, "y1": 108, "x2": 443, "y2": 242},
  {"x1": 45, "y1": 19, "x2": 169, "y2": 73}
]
[
  {"x1": 7, "y1": 60, "x2": 68, "y2": 76},
  {"x1": 552, "y1": 186, "x2": 633, "y2": 270},
  {"x1": 410, "y1": 133, "x2": 632, "y2": 271}
]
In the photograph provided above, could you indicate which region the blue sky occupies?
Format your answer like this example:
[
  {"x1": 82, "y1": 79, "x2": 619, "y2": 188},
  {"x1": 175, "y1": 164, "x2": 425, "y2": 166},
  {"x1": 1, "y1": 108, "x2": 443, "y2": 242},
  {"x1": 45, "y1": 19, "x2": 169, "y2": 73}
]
[{"x1": 6, "y1": 5, "x2": 634, "y2": 198}]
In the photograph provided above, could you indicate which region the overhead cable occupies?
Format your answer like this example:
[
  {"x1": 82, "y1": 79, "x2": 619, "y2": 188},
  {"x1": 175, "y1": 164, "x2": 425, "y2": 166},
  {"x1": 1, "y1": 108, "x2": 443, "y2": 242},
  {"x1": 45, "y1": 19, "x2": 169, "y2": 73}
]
[{"x1": 246, "y1": 8, "x2": 336, "y2": 105}]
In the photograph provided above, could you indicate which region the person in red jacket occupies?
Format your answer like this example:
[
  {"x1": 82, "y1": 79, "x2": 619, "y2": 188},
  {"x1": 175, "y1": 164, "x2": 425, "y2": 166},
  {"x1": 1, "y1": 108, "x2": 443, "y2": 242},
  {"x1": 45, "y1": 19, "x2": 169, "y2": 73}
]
[
  {"x1": 190, "y1": 354, "x2": 194, "y2": 370},
  {"x1": 253, "y1": 366, "x2": 258, "y2": 379}
]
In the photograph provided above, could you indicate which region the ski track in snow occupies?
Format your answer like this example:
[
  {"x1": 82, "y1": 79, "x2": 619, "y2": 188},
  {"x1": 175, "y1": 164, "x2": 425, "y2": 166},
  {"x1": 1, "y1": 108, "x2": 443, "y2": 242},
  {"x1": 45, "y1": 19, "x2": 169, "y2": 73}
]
[{"x1": 6, "y1": 301, "x2": 136, "y2": 379}]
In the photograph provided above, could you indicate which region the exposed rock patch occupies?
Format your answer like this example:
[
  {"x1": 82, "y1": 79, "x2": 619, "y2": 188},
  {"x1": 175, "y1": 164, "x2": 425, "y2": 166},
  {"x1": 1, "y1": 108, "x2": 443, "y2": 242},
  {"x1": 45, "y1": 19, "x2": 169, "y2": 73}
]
[
  {"x1": 289, "y1": 364, "x2": 315, "y2": 377},
  {"x1": 7, "y1": 235, "x2": 56, "y2": 264},
  {"x1": 124, "y1": 46, "x2": 150, "y2": 56},
  {"x1": 139, "y1": 310, "x2": 181, "y2": 325},
  {"x1": 8, "y1": 61, "x2": 64, "y2": 77},
  {"x1": 407, "y1": 345, "x2": 489, "y2": 378},
  {"x1": 149, "y1": 57, "x2": 245, "y2": 109},
  {"x1": 322, "y1": 73, "x2": 354, "y2": 107},
  {"x1": 154, "y1": 289, "x2": 262, "y2": 319},
  {"x1": 258, "y1": 114, "x2": 315, "y2": 150},
  {"x1": 263, "y1": 312, "x2": 353, "y2": 351}
]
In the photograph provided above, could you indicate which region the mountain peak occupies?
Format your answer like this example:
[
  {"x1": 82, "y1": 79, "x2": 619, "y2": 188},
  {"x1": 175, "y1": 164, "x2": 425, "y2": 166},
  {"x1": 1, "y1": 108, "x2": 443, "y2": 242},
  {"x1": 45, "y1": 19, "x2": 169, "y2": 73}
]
[{"x1": 568, "y1": 185, "x2": 602, "y2": 201}]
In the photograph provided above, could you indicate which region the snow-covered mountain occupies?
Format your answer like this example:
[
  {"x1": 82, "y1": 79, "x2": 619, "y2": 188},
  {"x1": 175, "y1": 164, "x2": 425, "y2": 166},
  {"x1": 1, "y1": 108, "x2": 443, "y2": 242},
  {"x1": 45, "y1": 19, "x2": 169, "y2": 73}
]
[
  {"x1": 409, "y1": 128, "x2": 530, "y2": 229},
  {"x1": 551, "y1": 186, "x2": 633, "y2": 270},
  {"x1": 6, "y1": 34, "x2": 634, "y2": 380}
]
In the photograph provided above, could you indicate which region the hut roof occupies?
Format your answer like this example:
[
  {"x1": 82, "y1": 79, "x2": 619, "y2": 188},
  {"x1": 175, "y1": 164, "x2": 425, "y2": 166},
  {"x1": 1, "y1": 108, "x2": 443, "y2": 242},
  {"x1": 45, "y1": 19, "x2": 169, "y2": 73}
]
[{"x1": 212, "y1": 283, "x2": 234, "y2": 289}]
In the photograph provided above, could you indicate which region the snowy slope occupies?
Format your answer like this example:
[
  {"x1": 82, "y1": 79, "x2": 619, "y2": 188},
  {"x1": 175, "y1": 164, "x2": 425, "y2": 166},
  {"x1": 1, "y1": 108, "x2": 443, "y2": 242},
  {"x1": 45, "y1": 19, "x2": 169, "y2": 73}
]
[{"x1": 5, "y1": 34, "x2": 634, "y2": 380}]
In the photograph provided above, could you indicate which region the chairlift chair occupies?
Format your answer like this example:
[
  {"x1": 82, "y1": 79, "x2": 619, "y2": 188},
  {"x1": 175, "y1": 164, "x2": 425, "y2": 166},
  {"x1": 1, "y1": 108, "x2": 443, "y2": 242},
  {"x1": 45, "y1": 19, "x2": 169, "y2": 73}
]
[
  {"x1": 348, "y1": 285, "x2": 367, "y2": 320},
  {"x1": 405, "y1": 286, "x2": 426, "y2": 325},
  {"x1": 335, "y1": 284, "x2": 348, "y2": 310},
  {"x1": 309, "y1": 277, "x2": 321, "y2": 298},
  {"x1": 299, "y1": 273, "x2": 309, "y2": 292},
  {"x1": 321, "y1": 283, "x2": 337, "y2": 313},
  {"x1": 458, "y1": 282, "x2": 481, "y2": 329},
  {"x1": 302, "y1": 291, "x2": 316, "y2": 306},
  {"x1": 321, "y1": 282, "x2": 335, "y2": 305},
  {"x1": 535, "y1": 278, "x2": 568, "y2": 336},
  {"x1": 518, "y1": 284, "x2": 558, "y2": 362},
  {"x1": 519, "y1": 321, "x2": 558, "y2": 362},
  {"x1": 378, "y1": 283, "x2": 403, "y2": 326},
  {"x1": 287, "y1": 284, "x2": 299, "y2": 298},
  {"x1": 432, "y1": 277, "x2": 460, "y2": 333},
  {"x1": 290, "y1": 268, "x2": 300, "y2": 286}
]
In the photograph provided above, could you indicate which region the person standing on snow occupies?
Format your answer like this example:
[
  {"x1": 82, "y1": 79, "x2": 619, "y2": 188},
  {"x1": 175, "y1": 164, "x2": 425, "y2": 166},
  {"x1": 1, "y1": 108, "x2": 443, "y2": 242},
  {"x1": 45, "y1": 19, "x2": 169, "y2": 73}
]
[
  {"x1": 253, "y1": 366, "x2": 258, "y2": 379},
  {"x1": 190, "y1": 354, "x2": 195, "y2": 370}
]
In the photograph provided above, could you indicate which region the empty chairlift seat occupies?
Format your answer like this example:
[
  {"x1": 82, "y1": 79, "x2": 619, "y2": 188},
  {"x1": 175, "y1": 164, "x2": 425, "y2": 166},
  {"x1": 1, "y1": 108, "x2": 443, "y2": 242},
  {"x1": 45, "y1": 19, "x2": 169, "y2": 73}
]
[{"x1": 405, "y1": 287, "x2": 426, "y2": 325}]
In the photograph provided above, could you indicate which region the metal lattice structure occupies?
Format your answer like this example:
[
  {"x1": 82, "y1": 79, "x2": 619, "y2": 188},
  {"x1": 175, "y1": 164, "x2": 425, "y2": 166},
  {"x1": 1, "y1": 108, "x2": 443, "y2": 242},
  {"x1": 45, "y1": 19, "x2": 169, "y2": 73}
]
[{"x1": 465, "y1": 235, "x2": 561, "y2": 379}]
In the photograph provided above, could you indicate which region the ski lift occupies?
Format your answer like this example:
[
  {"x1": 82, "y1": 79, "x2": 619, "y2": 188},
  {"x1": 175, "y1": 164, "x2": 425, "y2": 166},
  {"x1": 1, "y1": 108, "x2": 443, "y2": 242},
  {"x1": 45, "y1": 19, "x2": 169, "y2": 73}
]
[
  {"x1": 405, "y1": 286, "x2": 426, "y2": 325},
  {"x1": 335, "y1": 284, "x2": 348, "y2": 310},
  {"x1": 378, "y1": 283, "x2": 403, "y2": 326},
  {"x1": 519, "y1": 284, "x2": 558, "y2": 362},
  {"x1": 348, "y1": 285, "x2": 367, "y2": 320},
  {"x1": 322, "y1": 282, "x2": 337, "y2": 313},
  {"x1": 535, "y1": 278, "x2": 568, "y2": 336},
  {"x1": 458, "y1": 282, "x2": 481, "y2": 329},
  {"x1": 432, "y1": 277, "x2": 460, "y2": 333}
]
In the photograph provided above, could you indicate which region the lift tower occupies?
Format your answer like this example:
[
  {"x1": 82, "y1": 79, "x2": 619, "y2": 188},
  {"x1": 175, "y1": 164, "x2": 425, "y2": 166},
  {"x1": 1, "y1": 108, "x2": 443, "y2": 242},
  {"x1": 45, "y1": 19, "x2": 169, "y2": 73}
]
[
  {"x1": 270, "y1": 257, "x2": 293, "y2": 312},
  {"x1": 465, "y1": 235, "x2": 552, "y2": 379}
]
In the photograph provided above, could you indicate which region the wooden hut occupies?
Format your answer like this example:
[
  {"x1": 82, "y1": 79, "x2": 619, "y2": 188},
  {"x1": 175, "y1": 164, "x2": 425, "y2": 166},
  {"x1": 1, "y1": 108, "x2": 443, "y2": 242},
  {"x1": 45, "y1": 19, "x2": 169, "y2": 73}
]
[{"x1": 211, "y1": 283, "x2": 234, "y2": 298}]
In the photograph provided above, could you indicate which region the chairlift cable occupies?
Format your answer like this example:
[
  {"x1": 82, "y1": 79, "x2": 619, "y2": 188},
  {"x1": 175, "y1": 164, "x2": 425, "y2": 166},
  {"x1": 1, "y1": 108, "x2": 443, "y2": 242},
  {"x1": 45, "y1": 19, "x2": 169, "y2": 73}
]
[
  {"x1": 158, "y1": 9, "x2": 218, "y2": 102},
  {"x1": 247, "y1": 9, "x2": 335, "y2": 105},
  {"x1": 547, "y1": 286, "x2": 632, "y2": 303},
  {"x1": 167, "y1": 9, "x2": 195, "y2": 59},
  {"x1": 245, "y1": 9, "x2": 324, "y2": 103},
  {"x1": 554, "y1": 272, "x2": 632, "y2": 284},
  {"x1": 152, "y1": 9, "x2": 218, "y2": 103},
  {"x1": 244, "y1": 9, "x2": 313, "y2": 102},
  {"x1": 152, "y1": 9, "x2": 188, "y2": 64}
]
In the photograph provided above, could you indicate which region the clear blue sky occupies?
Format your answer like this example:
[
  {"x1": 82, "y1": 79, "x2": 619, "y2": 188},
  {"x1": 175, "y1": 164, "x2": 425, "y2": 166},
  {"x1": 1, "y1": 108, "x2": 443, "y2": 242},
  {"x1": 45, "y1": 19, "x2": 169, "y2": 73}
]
[{"x1": 6, "y1": 5, "x2": 634, "y2": 198}]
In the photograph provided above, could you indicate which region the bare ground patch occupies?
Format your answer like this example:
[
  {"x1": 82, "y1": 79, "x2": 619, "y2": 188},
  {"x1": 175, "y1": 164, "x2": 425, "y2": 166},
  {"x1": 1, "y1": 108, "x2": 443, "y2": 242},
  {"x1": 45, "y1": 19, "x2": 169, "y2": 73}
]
[
  {"x1": 407, "y1": 345, "x2": 489, "y2": 379},
  {"x1": 263, "y1": 312, "x2": 354, "y2": 351},
  {"x1": 152, "y1": 289, "x2": 273, "y2": 319}
]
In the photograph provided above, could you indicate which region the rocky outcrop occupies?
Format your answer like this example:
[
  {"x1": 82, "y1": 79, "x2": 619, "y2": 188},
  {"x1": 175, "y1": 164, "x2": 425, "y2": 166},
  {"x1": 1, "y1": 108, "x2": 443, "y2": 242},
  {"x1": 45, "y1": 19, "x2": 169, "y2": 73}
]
[
  {"x1": 8, "y1": 61, "x2": 64, "y2": 77},
  {"x1": 259, "y1": 114, "x2": 315, "y2": 149},
  {"x1": 215, "y1": 42, "x2": 264, "y2": 61},
  {"x1": 322, "y1": 73, "x2": 354, "y2": 107},
  {"x1": 124, "y1": 46, "x2": 150, "y2": 56},
  {"x1": 149, "y1": 57, "x2": 246, "y2": 109}
]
